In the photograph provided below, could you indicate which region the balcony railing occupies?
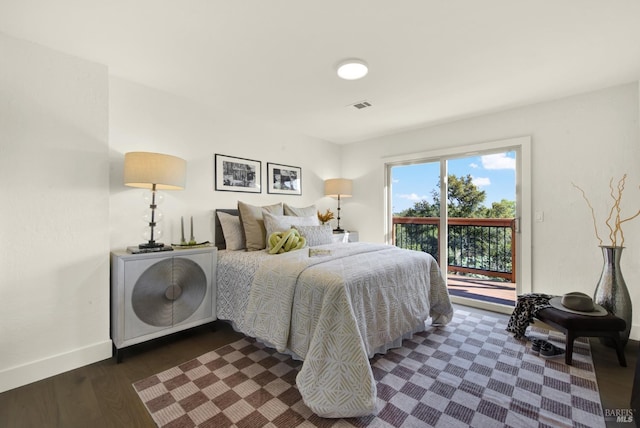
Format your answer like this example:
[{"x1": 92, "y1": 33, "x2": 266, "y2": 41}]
[{"x1": 393, "y1": 217, "x2": 516, "y2": 282}]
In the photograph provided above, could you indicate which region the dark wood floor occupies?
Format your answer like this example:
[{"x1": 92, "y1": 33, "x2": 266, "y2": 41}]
[{"x1": 1, "y1": 305, "x2": 637, "y2": 428}]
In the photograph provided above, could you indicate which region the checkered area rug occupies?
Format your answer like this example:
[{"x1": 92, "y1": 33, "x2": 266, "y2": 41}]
[{"x1": 133, "y1": 309, "x2": 605, "y2": 427}]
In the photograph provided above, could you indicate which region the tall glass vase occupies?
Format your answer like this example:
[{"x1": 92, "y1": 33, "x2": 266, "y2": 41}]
[{"x1": 593, "y1": 246, "x2": 632, "y2": 347}]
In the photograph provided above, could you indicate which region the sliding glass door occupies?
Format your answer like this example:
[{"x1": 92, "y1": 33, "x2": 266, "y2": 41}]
[
  {"x1": 445, "y1": 153, "x2": 516, "y2": 307},
  {"x1": 387, "y1": 137, "x2": 530, "y2": 313}
]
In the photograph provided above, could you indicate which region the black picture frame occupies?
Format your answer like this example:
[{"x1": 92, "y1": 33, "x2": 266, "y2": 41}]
[
  {"x1": 267, "y1": 162, "x2": 302, "y2": 195},
  {"x1": 214, "y1": 154, "x2": 262, "y2": 193}
]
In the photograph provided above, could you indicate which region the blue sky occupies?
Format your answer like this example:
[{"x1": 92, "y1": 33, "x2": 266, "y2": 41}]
[{"x1": 391, "y1": 151, "x2": 516, "y2": 214}]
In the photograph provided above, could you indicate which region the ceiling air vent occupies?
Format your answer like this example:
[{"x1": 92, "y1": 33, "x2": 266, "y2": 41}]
[{"x1": 349, "y1": 100, "x2": 372, "y2": 110}]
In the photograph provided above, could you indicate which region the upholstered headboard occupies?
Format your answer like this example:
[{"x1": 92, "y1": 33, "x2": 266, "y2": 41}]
[{"x1": 214, "y1": 209, "x2": 239, "y2": 250}]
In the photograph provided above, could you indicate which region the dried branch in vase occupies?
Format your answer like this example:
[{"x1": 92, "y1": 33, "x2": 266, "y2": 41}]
[{"x1": 573, "y1": 173, "x2": 640, "y2": 247}]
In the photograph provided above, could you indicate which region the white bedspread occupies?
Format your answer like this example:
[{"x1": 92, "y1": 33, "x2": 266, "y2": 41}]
[{"x1": 240, "y1": 242, "x2": 453, "y2": 418}]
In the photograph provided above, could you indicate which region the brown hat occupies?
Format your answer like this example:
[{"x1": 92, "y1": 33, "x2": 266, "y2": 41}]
[{"x1": 548, "y1": 292, "x2": 608, "y2": 316}]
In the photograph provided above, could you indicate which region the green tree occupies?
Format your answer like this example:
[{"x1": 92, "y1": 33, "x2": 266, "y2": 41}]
[
  {"x1": 394, "y1": 174, "x2": 515, "y2": 278},
  {"x1": 438, "y1": 174, "x2": 486, "y2": 218},
  {"x1": 480, "y1": 199, "x2": 516, "y2": 218},
  {"x1": 396, "y1": 174, "x2": 493, "y2": 218},
  {"x1": 397, "y1": 199, "x2": 439, "y2": 217}
]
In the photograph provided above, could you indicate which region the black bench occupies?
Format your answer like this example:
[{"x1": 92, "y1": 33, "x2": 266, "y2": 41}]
[{"x1": 535, "y1": 307, "x2": 627, "y2": 367}]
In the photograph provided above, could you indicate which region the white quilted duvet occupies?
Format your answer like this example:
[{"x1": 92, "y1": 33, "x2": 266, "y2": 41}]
[{"x1": 217, "y1": 242, "x2": 453, "y2": 418}]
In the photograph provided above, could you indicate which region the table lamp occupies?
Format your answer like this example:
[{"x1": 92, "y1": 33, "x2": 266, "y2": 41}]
[
  {"x1": 324, "y1": 178, "x2": 352, "y2": 232},
  {"x1": 124, "y1": 152, "x2": 186, "y2": 249}
]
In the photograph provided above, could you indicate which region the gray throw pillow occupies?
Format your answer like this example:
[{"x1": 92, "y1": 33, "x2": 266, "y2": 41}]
[
  {"x1": 217, "y1": 211, "x2": 245, "y2": 251},
  {"x1": 238, "y1": 201, "x2": 284, "y2": 251},
  {"x1": 295, "y1": 224, "x2": 333, "y2": 247},
  {"x1": 284, "y1": 203, "x2": 318, "y2": 219}
]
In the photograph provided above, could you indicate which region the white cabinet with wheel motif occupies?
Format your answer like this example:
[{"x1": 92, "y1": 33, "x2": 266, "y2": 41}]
[{"x1": 110, "y1": 247, "x2": 216, "y2": 361}]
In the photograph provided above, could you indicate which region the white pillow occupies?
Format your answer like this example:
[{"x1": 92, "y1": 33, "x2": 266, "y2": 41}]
[
  {"x1": 217, "y1": 212, "x2": 245, "y2": 251},
  {"x1": 263, "y1": 212, "x2": 318, "y2": 248},
  {"x1": 295, "y1": 224, "x2": 333, "y2": 247},
  {"x1": 284, "y1": 203, "x2": 318, "y2": 219}
]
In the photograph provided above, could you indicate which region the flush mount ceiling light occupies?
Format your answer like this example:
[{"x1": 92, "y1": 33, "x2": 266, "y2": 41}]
[{"x1": 336, "y1": 59, "x2": 368, "y2": 80}]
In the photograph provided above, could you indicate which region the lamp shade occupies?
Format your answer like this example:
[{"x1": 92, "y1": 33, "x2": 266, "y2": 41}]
[
  {"x1": 124, "y1": 152, "x2": 186, "y2": 190},
  {"x1": 324, "y1": 178, "x2": 352, "y2": 197}
]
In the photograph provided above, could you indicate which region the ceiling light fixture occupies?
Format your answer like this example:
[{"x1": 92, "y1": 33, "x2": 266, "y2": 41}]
[{"x1": 337, "y1": 59, "x2": 368, "y2": 80}]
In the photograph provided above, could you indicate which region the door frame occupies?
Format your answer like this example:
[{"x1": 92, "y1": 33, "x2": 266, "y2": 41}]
[{"x1": 384, "y1": 136, "x2": 531, "y2": 314}]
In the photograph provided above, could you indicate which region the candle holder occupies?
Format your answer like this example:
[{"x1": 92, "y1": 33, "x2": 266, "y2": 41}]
[
  {"x1": 180, "y1": 217, "x2": 187, "y2": 245},
  {"x1": 189, "y1": 216, "x2": 197, "y2": 245},
  {"x1": 173, "y1": 216, "x2": 211, "y2": 248}
]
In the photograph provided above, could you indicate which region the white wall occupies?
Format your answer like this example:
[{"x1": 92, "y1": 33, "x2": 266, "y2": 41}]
[
  {"x1": 108, "y1": 77, "x2": 342, "y2": 251},
  {"x1": 0, "y1": 33, "x2": 111, "y2": 392},
  {"x1": 342, "y1": 82, "x2": 640, "y2": 339},
  {"x1": 0, "y1": 35, "x2": 341, "y2": 394}
]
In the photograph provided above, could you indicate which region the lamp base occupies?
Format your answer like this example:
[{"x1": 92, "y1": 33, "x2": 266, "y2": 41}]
[
  {"x1": 333, "y1": 227, "x2": 345, "y2": 233},
  {"x1": 138, "y1": 241, "x2": 171, "y2": 251},
  {"x1": 139, "y1": 241, "x2": 166, "y2": 249},
  {"x1": 128, "y1": 244, "x2": 174, "y2": 254}
]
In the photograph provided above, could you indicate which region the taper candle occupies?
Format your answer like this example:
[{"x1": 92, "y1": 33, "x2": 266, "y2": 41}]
[{"x1": 190, "y1": 216, "x2": 196, "y2": 244}]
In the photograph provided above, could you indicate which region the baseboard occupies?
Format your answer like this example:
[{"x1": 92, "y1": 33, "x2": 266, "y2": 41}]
[
  {"x1": 631, "y1": 323, "x2": 639, "y2": 342},
  {"x1": 0, "y1": 340, "x2": 113, "y2": 394}
]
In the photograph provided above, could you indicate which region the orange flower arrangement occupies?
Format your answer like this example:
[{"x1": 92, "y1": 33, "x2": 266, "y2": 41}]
[{"x1": 317, "y1": 209, "x2": 335, "y2": 224}]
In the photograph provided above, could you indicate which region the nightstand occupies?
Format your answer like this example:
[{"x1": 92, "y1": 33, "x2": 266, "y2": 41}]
[
  {"x1": 332, "y1": 231, "x2": 359, "y2": 243},
  {"x1": 110, "y1": 246, "x2": 217, "y2": 362}
]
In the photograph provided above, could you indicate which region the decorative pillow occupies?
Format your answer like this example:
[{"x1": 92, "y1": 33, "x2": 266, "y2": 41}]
[
  {"x1": 267, "y1": 229, "x2": 306, "y2": 254},
  {"x1": 263, "y1": 212, "x2": 318, "y2": 248},
  {"x1": 284, "y1": 203, "x2": 319, "y2": 220},
  {"x1": 217, "y1": 211, "x2": 245, "y2": 251},
  {"x1": 238, "y1": 201, "x2": 283, "y2": 251},
  {"x1": 294, "y1": 224, "x2": 333, "y2": 247}
]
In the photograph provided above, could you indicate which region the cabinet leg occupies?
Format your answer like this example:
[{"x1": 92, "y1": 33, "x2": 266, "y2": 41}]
[{"x1": 113, "y1": 343, "x2": 123, "y2": 364}]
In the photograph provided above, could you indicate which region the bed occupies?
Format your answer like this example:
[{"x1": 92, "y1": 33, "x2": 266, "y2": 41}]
[{"x1": 214, "y1": 206, "x2": 453, "y2": 418}]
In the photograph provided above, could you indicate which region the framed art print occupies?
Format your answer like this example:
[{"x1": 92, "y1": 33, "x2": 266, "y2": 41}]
[
  {"x1": 214, "y1": 154, "x2": 262, "y2": 193},
  {"x1": 267, "y1": 162, "x2": 301, "y2": 195}
]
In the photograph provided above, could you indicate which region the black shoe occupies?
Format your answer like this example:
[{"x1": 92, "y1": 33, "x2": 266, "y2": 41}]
[
  {"x1": 529, "y1": 338, "x2": 546, "y2": 354},
  {"x1": 540, "y1": 342, "x2": 565, "y2": 359}
]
